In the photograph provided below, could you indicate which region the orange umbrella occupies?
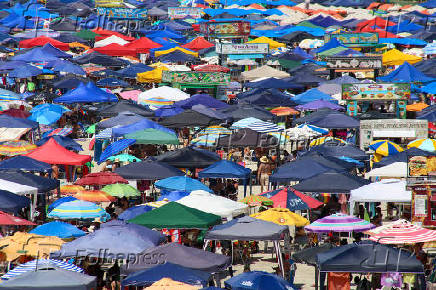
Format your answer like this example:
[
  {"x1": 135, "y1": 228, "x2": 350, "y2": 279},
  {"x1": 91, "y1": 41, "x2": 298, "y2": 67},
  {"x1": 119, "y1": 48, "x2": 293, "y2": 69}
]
[
  {"x1": 270, "y1": 107, "x2": 299, "y2": 116},
  {"x1": 74, "y1": 190, "x2": 115, "y2": 202},
  {"x1": 60, "y1": 185, "x2": 85, "y2": 196},
  {"x1": 69, "y1": 42, "x2": 90, "y2": 50},
  {"x1": 406, "y1": 103, "x2": 429, "y2": 112}
]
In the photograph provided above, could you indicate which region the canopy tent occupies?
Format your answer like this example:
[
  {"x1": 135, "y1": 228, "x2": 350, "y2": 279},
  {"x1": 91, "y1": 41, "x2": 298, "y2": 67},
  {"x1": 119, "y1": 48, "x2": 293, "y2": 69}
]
[
  {"x1": 175, "y1": 94, "x2": 229, "y2": 110},
  {"x1": 0, "y1": 172, "x2": 59, "y2": 193},
  {"x1": 114, "y1": 158, "x2": 184, "y2": 180},
  {"x1": 26, "y1": 138, "x2": 91, "y2": 165},
  {"x1": 176, "y1": 190, "x2": 248, "y2": 219},
  {"x1": 54, "y1": 82, "x2": 118, "y2": 104},
  {"x1": 378, "y1": 61, "x2": 434, "y2": 83},
  {"x1": 269, "y1": 158, "x2": 335, "y2": 182},
  {"x1": 216, "y1": 128, "x2": 279, "y2": 148},
  {"x1": 293, "y1": 88, "x2": 336, "y2": 105},
  {"x1": 307, "y1": 142, "x2": 368, "y2": 161},
  {"x1": 0, "y1": 190, "x2": 31, "y2": 213},
  {"x1": 128, "y1": 202, "x2": 222, "y2": 230},
  {"x1": 295, "y1": 100, "x2": 344, "y2": 111},
  {"x1": 292, "y1": 171, "x2": 370, "y2": 193},
  {"x1": 93, "y1": 43, "x2": 137, "y2": 57},
  {"x1": 159, "y1": 109, "x2": 223, "y2": 128},
  {"x1": 121, "y1": 242, "x2": 231, "y2": 275},
  {"x1": 382, "y1": 48, "x2": 422, "y2": 66},
  {"x1": 155, "y1": 176, "x2": 211, "y2": 193},
  {"x1": 0, "y1": 156, "x2": 51, "y2": 172},
  {"x1": 138, "y1": 86, "x2": 189, "y2": 103},
  {"x1": 155, "y1": 146, "x2": 221, "y2": 168},
  {"x1": 125, "y1": 37, "x2": 162, "y2": 54},
  {"x1": 220, "y1": 104, "x2": 275, "y2": 121},
  {"x1": 292, "y1": 244, "x2": 335, "y2": 266},
  {"x1": 198, "y1": 160, "x2": 251, "y2": 179},
  {"x1": 241, "y1": 65, "x2": 290, "y2": 81},
  {"x1": 19, "y1": 36, "x2": 69, "y2": 51},
  {"x1": 247, "y1": 36, "x2": 285, "y2": 50},
  {"x1": 182, "y1": 37, "x2": 214, "y2": 51},
  {"x1": 365, "y1": 162, "x2": 407, "y2": 178},
  {"x1": 317, "y1": 240, "x2": 424, "y2": 273}
]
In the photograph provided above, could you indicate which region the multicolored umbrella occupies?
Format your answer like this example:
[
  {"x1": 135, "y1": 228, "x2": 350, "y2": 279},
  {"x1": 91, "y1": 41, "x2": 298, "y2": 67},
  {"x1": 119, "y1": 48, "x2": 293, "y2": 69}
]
[
  {"x1": 251, "y1": 208, "x2": 309, "y2": 226},
  {"x1": 261, "y1": 187, "x2": 323, "y2": 211},
  {"x1": 60, "y1": 185, "x2": 85, "y2": 196},
  {"x1": 407, "y1": 138, "x2": 436, "y2": 152},
  {"x1": 305, "y1": 213, "x2": 376, "y2": 233},
  {"x1": 368, "y1": 219, "x2": 436, "y2": 244},
  {"x1": 0, "y1": 140, "x2": 37, "y2": 156},
  {"x1": 2, "y1": 259, "x2": 84, "y2": 280},
  {"x1": 102, "y1": 183, "x2": 140, "y2": 198},
  {"x1": 74, "y1": 190, "x2": 116, "y2": 202},
  {"x1": 191, "y1": 134, "x2": 221, "y2": 146},
  {"x1": 270, "y1": 107, "x2": 300, "y2": 116},
  {"x1": 197, "y1": 126, "x2": 231, "y2": 136},
  {"x1": 107, "y1": 154, "x2": 141, "y2": 162},
  {"x1": 369, "y1": 140, "x2": 403, "y2": 156},
  {"x1": 98, "y1": 139, "x2": 136, "y2": 164},
  {"x1": 297, "y1": 124, "x2": 329, "y2": 135},
  {"x1": 75, "y1": 172, "x2": 128, "y2": 186},
  {"x1": 44, "y1": 128, "x2": 73, "y2": 138},
  {"x1": 141, "y1": 97, "x2": 174, "y2": 110},
  {"x1": 47, "y1": 200, "x2": 108, "y2": 220},
  {"x1": 309, "y1": 136, "x2": 346, "y2": 147},
  {"x1": 239, "y1": 195, "x2": 273, "y2": 206}
]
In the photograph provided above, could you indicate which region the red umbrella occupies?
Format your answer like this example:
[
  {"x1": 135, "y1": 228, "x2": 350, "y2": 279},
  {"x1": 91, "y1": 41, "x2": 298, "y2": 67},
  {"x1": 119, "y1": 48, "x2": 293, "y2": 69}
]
[
  {"x1": 0, "y1": 108, "x2": 30, "y2": 119},
  {"x1": 0, "y1": 211, "x2": 35, "y2": 226},
  {"x1": 260, "y1": 187, "x2": 323, "y2": 210},
  {"x1": 75, "y1": 172, "x2": 128, "y2": 186}
]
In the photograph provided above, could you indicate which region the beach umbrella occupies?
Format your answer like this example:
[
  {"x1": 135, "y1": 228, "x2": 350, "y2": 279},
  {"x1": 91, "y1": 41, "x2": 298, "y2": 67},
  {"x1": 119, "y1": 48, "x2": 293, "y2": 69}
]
[
  {"x1": 107, "y1": 154, "x2": 140, "y2": 162},
  {"x1": 197, "y1": 126, "x2": 231, "y2": 136},
  {"x1": 124, "y1": 128, "x2": 179, "y2": 145},
  {"x1": 261, "y1": 187, "x2": 323, "y2": 211},
  {"x1": 305, "y1": 213, "x2": 376, "y2": 233},
  {"x1": 74, "y1": 190, "x2": 116, "y2": 202},
  {"x1": 251, "y1": 208, "x2": 309, "y2": 226},
  {"x1": 296, "y1": 124, "x2": 329, "y2": 135},
  {"x1": 368, "y1": 219, "x2": 436, "y2": 244},
  {"x1": 47, "y1": 200, "x2": 108, "y2": 220},
  {"x1": 102, "y1": 183, "x2": 140, "y2": 198},
  {"x1": 98, "y1": 139, "x2": 136, "y2": 164},
  {"x1": 0, "y1": 211, "x2": 34, "y2": 226},
  {"x1": 270, "y1": 107, "x2": 299, "y2": 116},
  {"x1": 118, "y1": 205, "x2": 153, "y2": 221},
  {"x1": 239, "y1": 195, "x2": 273, "y2": 206},
  {"x1": 60, "y1": 185, "x2": 84, "y2": 196},
  {"x1": 44, "y1": 128, "x2": 73, "y2": 138},
  {"x1": 0, "y1": 140, "x2": 36, "y2": 156},
  {"x1": 146, "y1": 278, "x2": 199, "y2": 290},
  {"x1": 309, "y1": 136, "x2": 346, "y2": 147},
  {"x1": 145, "y1": 199, "x2": 169, "y2": 208},
  {"x1": 369, "y1": 140, "x2": 403, "y2": 156},
  {"x1": 30, "y1": 221, "x2": 85, "y2": 239},
  {"x1": 28, "y1": 109, "x2": 64, "y2": 125},
  {"x1": 191, "y1": 134, "x2": 220, "y2": 146},
  {"x1": 1, "y1": 258, "x2": 84, "y2": 280},
  {"x1": 75, "y1": 172, "x2": 128, "y2": 186},
  {"x1": 407, "y1": 138, "x2": 436, "y2": 152},
  {"x1": 155, "y1": 176, "x2": 211, "y2": 193},
  {"x1": 48, "y1": 197, "x2": 77, "y2": 213},
  {"x1": 225, "y1": 271, "x2": 292, "y2": 290}
]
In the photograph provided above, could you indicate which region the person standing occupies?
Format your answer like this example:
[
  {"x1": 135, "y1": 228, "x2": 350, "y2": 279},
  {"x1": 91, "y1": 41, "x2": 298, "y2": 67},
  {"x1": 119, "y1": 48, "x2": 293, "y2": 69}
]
[{"x1": 257, "y1": 156, "x2": 272, "y2": 192}]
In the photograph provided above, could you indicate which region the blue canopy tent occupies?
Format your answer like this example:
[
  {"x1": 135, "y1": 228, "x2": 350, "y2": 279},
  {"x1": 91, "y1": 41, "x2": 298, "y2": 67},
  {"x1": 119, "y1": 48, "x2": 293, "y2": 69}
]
[
  {"x1": 112, "y1": 118, "x2": 175, "y2": 137},
  {"x1": 36, "y1": 136, "x2": 83, "y2": 151},
  {"x1": 12, "y1": 48, "x2": 60, "y2": 62},
  {"x1": 270, "y1": 158, "x2": 338, "y2": 182},
  {"x1": 175, "y1": 94, "x2": 229, "y2": 110},
  {"x1": 0, "y1": 189, "x2": 30, "y2": 213},
  {"x1": 308, "y1": 142, "x2": 368, "y2": 161},
  {"x1": 30, "y1": 221, "x2": 86, "y2": 238},
  {"x1": 117, "y1": 64, "x2": 153, "y2": 78},
  {"x1": 293, "y1": 88, "x2": 336, "y2": 105},
  {"x1": 292, "y1": 171, "x2": 370, "y2": 193},
  {"x1": 0, "y1": 156, "x2": 51, "y2": 172},
  {"x1": 0, "y1": 115, "x2": 38, "y2": 128},
  {"x1": 41, "y1": 43, "x2": 72, "y2": 58},
  {"x1": 0, "y1": 172, "x2": 59, "y2": 193},
  {"x1": 118, "y1": 205, "x2": 153, "y2": 221},
  {"x1": 158, "y1": 190, "x2": 190, "y2": 201},
  {"x1": 8, "y1": 64, "x2": 42, "y2": 78},
  {"x1": 379, "y1": 37, "x2": 426, "y2": 46},
  {"x1": 51, "y1": 61, "x2": 85, "y2": 75},
  {"x1": 313, "y1": 38, "x2": 346, "y2": 54},
  {"x1": 244, "y1": 78, "x2": 303, "y2": 90},
  {"x1": 238, "y1": 90, "x2": 297, "y2": 107},
  {"x1": 155, "y1": 176, "x2": 212, "y2": 192},
  {"x1": 307, "y1": 111, "x2": 360, "y2": 129},
  {"x1": 52, "y1": 75, "x2": 89, "y2": 89},
  {"x1": 157, "y1": 50, "x2": 198, "y2": 63},
  {"x1": 115, "y1": 158, "x2": 184, "y2": 180},
  {"x1": 146, "y1": 30, "x2": 185, "y2": 41},
  {"x1": 378, "y1": 61, "x2": 434, "y2": 83},
  {"x1": 96, "y1": 77, "x2": 129, "y2": 88},
  {"x1": 54, "y1": 82, "x2": 118, "y2": 103}
]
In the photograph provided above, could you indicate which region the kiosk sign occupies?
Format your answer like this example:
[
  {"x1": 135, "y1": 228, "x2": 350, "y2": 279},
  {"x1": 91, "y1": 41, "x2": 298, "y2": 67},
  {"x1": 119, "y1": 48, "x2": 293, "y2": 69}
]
[
  {"x1": 325, "y1": 56, "x2": 382, "y2": 70},
  {"x1": 324, "y1": 33, "x2": 379, "y2": 46},
  {"x1": 342, "y1": 83, "x2": 411, "y2": 101},
  {"x1": 216, "y1": 43, "x2": 269, "y2": 54},
  {"x1": 168, "y1": 7, "x2": 203, "y2": 19},
  {"x1": 200, "y1": 21, "x2": 250, "y2": 38}
]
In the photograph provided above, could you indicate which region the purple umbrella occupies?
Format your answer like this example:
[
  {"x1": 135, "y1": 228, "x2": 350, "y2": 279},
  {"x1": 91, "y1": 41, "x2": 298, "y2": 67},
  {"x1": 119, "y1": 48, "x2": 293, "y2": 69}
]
[
  {"x1": 295, "y1": 100, "x2": 344, "y2": 111},
  {"x1": 304, "y1": 213, "x2": 375, "y2": 233}
]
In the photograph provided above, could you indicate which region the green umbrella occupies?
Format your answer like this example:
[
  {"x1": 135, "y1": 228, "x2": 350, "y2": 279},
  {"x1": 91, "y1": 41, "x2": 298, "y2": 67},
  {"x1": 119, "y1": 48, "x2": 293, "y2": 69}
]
[
  {"x1": 107, "y1": 154, "x2": 141, "y2": 162},
  {"x1": 102, "y1": 183, "x2": 140, "y2": 198},
  {"x1": 124, "y1": 128, "x2": 179, "y2": 145},
  {"x1": 75, "y1": 30, "x2": 100, "y2": 40}
]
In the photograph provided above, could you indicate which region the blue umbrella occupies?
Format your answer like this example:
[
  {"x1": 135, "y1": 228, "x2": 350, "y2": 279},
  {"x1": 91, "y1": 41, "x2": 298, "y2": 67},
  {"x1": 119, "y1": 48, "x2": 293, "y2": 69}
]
[
  {"x1": 118, "y1": 205, "x2": 153, "y2": 221},
  {"x1": 96, "y1": 77, "x2": 129, "y2": 88},
  {"x1": 47, "y1": 200, "x2": 108, "y2": 220},
  {"x1": 154, "y1": 105, "x2": 185, "y2": 117},
  {"x1": 155, "y1": 176, "x2": 212, "y2": 192},
  {"x1": 48, "y1": 196, "x2": 77, "y2": 212},
  {"x1": 28, "y1": 110, "x2": 63, "y2": 125},
  {"x1": 30, "y1": 221, "x2": 86, "y2": 238},
  {"x1": 158, "y1": 190, "x2": 190, "y2": 201},
  {"x1": 8, "y1": 64, "x2": 42, "y2": 78},
  {"x1": 98, "y1": 139, "x2": 136, "y2": 164},
  {"x1": 31, "y1": 103, "x2": 70, "y2": 114},
  {"x1": 1, "y1": 259, "x2": 84, "y2": 280},
  {"x1": 225, "y1": 271, "x2": 294, "y2": 290},
  {"x1": 122, "y1": 263, "x2": 211, "y2": 287}
]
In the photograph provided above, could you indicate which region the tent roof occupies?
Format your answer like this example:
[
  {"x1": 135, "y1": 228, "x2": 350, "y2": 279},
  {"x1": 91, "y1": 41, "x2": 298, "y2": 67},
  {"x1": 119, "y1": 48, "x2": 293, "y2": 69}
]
[
  {"x1": 365, "y1": 162, "x2": 407, "y2": 178},
  {"x1": 293, "y1": 88, "x2": 335, "y2": 105},
  {"x1": 175, "y1": 94, "x2": 229, "y2": 110},
  {"x1": 182, "y1": 36, "x2": 214, "y2": 52},
  {"x1": 382, "y1": 48, "x2": 422, "y2": 66},
  {"x1": 128, "y1": 202, "x2": 222, "y2": 229},
  {"x1": 155, "y1": 146, "x2": 221, "y2": 168},
  {"x1": 99, "y1": 100, "x2": 154, "y2": 117},
  {"x1": 26, "y1": 138, "x2": 91, "y2": 165},
  {"x1": 220, "y1": 104, "x2": 275, "y2": 121},
  {"x1": 54, "y1": 82, "x2": 118, "y2": 104},
  {"x1": 378, "y1": 61, "x2": 433, "y2": 82},
  {"x1": 0, "y1": 156, "x2": 51, "y2": 172},
  {"x1": 216, "y1": 128, "x2": 278, "y2": 148},
  {"x1": 247, "y1": 36, "x2": 285, "y2": 49},
  {"x1": 0, "y1": 172, "x2": 59, "y2": 193},
  {"x1": 115, "y1": 158, "x2": 184, "y2": 180},
  {"x1": 270, "y1": 158, "x2": 335, "y2": 182},
  {"x1": 19, "y1": 36, "x2": 69, "y2": 51},
  {"x1": 350, "y1": 179, "x2": 411, "y2": 204},
  {"x1": 292, "y1": 171, "x2": 371, "y2": 193},
  {"x1": 159, "y1": 109, "x2": 222, "y2": 128},
  {"x1": 125, "y1": 37, "x2": 162, "y2": 54},
  {"x1": 198, "y1": 160, "x2": 251, "y2": 179},
  {"x1": 30, "y1": 221, "x2": 86, "y2": 239},
  {"x1": 241, "y1": 65, "x2": 289, "y2": 81},
  {"x1": 93, "y1": 43, "x2": 137, "y2": 57}
]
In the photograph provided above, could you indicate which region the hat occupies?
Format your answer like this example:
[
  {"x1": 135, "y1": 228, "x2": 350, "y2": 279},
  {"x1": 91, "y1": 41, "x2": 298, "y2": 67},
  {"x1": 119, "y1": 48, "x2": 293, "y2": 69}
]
[{"x1": 260, "y1": 156, "x2": 269, "y2": 163}]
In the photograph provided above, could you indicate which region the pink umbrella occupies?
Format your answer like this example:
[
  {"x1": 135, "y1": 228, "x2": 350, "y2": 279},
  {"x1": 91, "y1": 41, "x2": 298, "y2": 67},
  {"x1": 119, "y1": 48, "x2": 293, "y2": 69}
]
[
  {"x1": 368, "y1": 220, "x2": 436, "y2": 244},
  {"x1": 119, "y1": 90, "x2": 141, "y2": 101}
]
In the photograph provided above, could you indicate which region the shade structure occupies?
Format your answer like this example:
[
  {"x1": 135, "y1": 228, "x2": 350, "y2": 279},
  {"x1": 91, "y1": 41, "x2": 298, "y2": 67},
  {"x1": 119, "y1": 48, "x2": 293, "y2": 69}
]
[
  {"x1": 155, "y1": 147, "x2": 221, "y2": 168},
  {"x1": 94, "y1": 43, "x2": 137, "y2": 57},
  {"x1": 125, "y1": 37, "x2": 162, "y2": 53},
  {"x1": 0, "y1": 140, "x2": 36, "y2": 156},
  {"x1": 225, "y1": 271, "x2": 292, "y2": 290},
  {"x1": 0, "y1": 232, "x2": 65, "y2": 262},
  {"x1": 369, "y1": 139, "x2": 403, "y2": 156},
  {"x1": 99, "y1": 100, "x2": 154, "y2": 118},
  {"x1": 47, "y1": 200, "x2": 108, "y2": 220},
  {"x1": 365, "y1": 162, "x2": 407, "y2": 178},
  {"x1": 101, "y1": 183, "x2": 140, "y2": 198},
  {"x1": 0, "y1": 211, "x2": 34, "y2": 226},
  {"x1": 292, "y1": 171, "x2": 371, "y2": 193},
  {"x1": 107, "y1": 154, "x2": 140, "y2": 163},
  {"x1": 128, "y1": 202, "x2": 222, "y2": 230},
  {"x1": 112, "y1": 117, "x2": 175, "y2": 138},
  {"x1": 0, "y1": 190, "x2": 30, "y2": 213},
  {"x1": 296, "y1": 100, "x2": 344, "y2": 111},
  {"x1": 0, "y1": 172, "x2": 57, "y2": 193},
  {"x1": 30, "y1": 221, "x2": 86, "y2": 239},
  {"x1": 309, "y1": 137, "x2": 346, "y2": 147},
  {"x1": 125, "y1": 128, "x2": 179, "y2": 145},
  {"x1": 378, "y1": 61, "x2": 434, "y2": 83},
  {"x1": 382, "y1": 48, "x2": 422, "y2": 66},
  {"x1": 75, "y1": 172, "x2": 128, "y2": 186},
  {"x1": 118, "y1": 205, "x2": 153, "y2": 221},
  {"x1": 26, "y1": 138, "x2": 91, "y2": 166},
  {"x1": 251, "y1": 208, "x2": 309, "y2": 227},
  {"x1": 305, "y1": 213, "x2": 375, "y2": 233},
  {"x1": 247, "y1": 36, "x2": 285, "y2": 49},
  {"x1": 239, "y1": 195, "x2": 273, "y2": 206},
  {"x1": 317, "y1": 240, "x2": 424, "y2": 273},
  {"x1": 198, "y1": 160, "x2": 251, "y2": 179},
  {"x1": 98, "y1": 139, "x2": 136, "y2": 163},
  {"x1": 115, "y1": 158, "x2": 184, "y2": 180},
  {"x1": 292, "y1": 244, "x2": 335, "y2": 266},
  {"x1": 122, "y1": 263, "x2": 211, "y2": 287},
  {"x1": 60, "y1": 185, "x2": 84, "y2": 196},
  {"x1": 205, "y1": 216, "x2": 289, "y2": 241},
  {"x1": 52, "y1": 221, "x2": 165, "y2": 258},
  {"x1": 269, "y1": 158, "x2": 339, "y2": 183},
  {"x1": 182, "y1": 36, "x2": 214, "y2": 51},
  {"x1": 0, "y1": 108, "x2": 30, "y2": 119},
  {"x1": 1, "y1": 259, "x2": 84, "y2": 280},
  {"x1": 155, "y1": 176, "x2": 211, "y2": 192},
  {"x1": 0, "y1": 266, "x2": 96, "y2": 289},
  {"x1": 407, "y1": 103, "x2": 429, "y2": 112},
  {"x1": 121, "y1": 242, "x2": 231, "y2": 275},
  {"x1": 271, "y1": 106, "x2": 299, "y2": 116},
  {"x1": 54, "y1": 82, "x2": 118, "y2": 104},
  {"x1": 19, "y1": 36, "x2": 69, "y2": 51},
  {"x1": 176, "y1": 190, "x2": 248, "y2": 219},
  {"x1": 261, "y1": 187, "x2": 323, "y2": 211},
  {"x1": 368, "y1": 219, "x2": 436, "y2": 244},
  {"x1": 74, "y1": 190, "x2": 116, "y2": 202},
  {"x1": 408, "y1": 138, "x2": 436, "y2": 152}
]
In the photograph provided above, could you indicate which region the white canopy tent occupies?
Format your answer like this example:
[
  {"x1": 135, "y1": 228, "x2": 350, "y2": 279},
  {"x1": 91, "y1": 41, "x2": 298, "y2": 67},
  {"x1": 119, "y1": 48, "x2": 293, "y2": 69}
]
[
  {"x1": 138, "y1": 86, "x2": 190, "y2": 103},
  {"x1": 0, "y1": 179, "x2": 38, "y2": 220},
  {"x1": 349, "y1": 179, "x2": 411, "y2": 214},
  {"x1": 94, "y1": 35, "x2": 129, "y2": 48},
  {"x1": 177, "y1": 190, "x2": 249, "y2": 220},
  {"x1": 365, "y1": 162, "x2": 407, "y2": 178},
  {"x1": 241, "y1": 65, "x2": 290, "y2": 81}
]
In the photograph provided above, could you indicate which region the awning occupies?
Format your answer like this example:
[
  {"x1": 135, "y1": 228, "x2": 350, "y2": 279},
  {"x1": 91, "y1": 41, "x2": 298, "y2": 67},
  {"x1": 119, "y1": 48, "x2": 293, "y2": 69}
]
[{"x1": 228, "y1": 54, "x2": 264, "y2": 60}]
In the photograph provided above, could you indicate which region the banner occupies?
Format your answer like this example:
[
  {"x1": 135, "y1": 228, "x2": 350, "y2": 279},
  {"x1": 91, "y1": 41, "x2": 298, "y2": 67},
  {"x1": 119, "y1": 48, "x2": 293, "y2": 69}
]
[
  {"x1": 168, "y1": 7, "x2": 203, "y2": 19},
  {"x1": 342, "y1": 83, "x2": 410, "y2": 101},
  {"x1": 162, "y1": 71, "x2": 230, "y2": 85},
  {"x1": 325, "y1": 56, "x2": 382, "y2": 70},
  {"x1": 324, "y1": 33, "x2": 379, "y2": 46},
  {"x1": 216, "y1": 43, "x2": 269, "y2": 54},
  {"x1": 96, "y1": 7, "x2": 147, "y2": 19},
  {"x1": 200, "y1": 21, "x2": 250, "y2": 38}
]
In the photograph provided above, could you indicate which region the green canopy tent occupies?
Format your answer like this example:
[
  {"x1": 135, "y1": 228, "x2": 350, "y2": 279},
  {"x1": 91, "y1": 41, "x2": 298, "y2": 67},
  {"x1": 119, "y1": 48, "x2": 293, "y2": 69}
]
[
  {"x1": 124, "y1": 128, "x2": 179, "y2": 145},
  {"x1": 128, "y1": 202, "x2": 221, "y2": 229},
  {"x1": 75, "y1": 30, "x2": 100, "y2": 40}
]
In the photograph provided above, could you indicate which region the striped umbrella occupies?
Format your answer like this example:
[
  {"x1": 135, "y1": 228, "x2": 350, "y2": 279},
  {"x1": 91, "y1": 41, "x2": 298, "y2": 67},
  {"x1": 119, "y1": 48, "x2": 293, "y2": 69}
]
[
  {"x1": 2, "y1": 259, "x2": 84, "y2": 280},
  {"x1": 368, "y1": 220, "x2": 436, "y2": 244},
  {"x1": 141, "y1": 97, "x2": 174, "y2": 110},
  {"x1": 239, "y1": 195, "x2": 273, "y2": 206},
  {"x1": 98, "y1": 139, "x2": 136, "y2": 164},
  {"x1": 197, "y1": 126, "x2": 231, "y2": 136},
  {"x1": 44, "y1": 128, "x2": 73, "y2": 138},
  {"x1": 74, "y1": 190, "x2": 116, "y2": 202},
  {"x1": 47, "y1": 200, "x2": 109, "y2": 220},
  {"x1": 305, "y1": 213, "x2": 376, "y2": 233},
  {"x1": 245, "y1": 121, "x2": 283, "y2": 133},
  {"x1": 309, "y1": 136, "x2": 346, "y2": 147},
  {"x1": 407, "y1": 138, "x2": 436, "y2": 152},
  {"x1": 102, "y1": 183, "x2": 140, "y2": 198},
  {"x1": 60, "y1": 185, "x2": 85, "y2": 196},
  {"x1": 95, "y1": 128, "x2": 112, "y2": 139},
  {"x1": 0, "y1": 140, "x2": 37, "y2": 156},
  {"x1": 0, "y1": 89, "x2": 21, "y2": 102},
  {"x1": 369, "y1": 140, "x2": 403, "y2": 156},
  {"x1": 191, "y1": 134, "x2": 221, "y2": 146},
  {"x1": 297, "y1": 124, "x2": 328, "y2": 135}
]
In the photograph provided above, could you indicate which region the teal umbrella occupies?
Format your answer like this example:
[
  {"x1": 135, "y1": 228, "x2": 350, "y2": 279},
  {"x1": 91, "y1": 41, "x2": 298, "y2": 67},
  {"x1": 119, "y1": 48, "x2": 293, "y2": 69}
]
[{"x1": 107, "y1": 154, "x2": 141, "y2": 162}]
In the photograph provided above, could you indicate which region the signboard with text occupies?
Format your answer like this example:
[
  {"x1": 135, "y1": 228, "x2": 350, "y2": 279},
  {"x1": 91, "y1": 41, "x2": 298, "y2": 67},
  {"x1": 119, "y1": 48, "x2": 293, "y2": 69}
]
[
  {"x1": 168, "y1": 7, "x2": 203, "y2": 19},
  {"x1": 162, "y1": 71, "x2": 230, "y2": 85},
  {"x1": 324, "y1": 33, "x2": 379, "y2": 47},
  {"x1": 200, "y1": 21, "x2": 250, "y2": 38},
  {"x1": 342, "y1": 83, "x2": 410, "y2": 101},
  {"x1": 325, "y1": 56, "x2": 382, "y2": 70},
  {"x1": 96, "y1": 7, "x2": 147, "y2": 19},
  {"x1": 216, "y1": 43, "x2": 269, "y2": 54}
]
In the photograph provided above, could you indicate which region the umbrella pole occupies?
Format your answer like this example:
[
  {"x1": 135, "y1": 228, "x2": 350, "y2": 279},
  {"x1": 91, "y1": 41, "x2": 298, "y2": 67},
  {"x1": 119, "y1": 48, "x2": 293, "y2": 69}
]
[{"x1": 315, "y1": 266, "x2": 319, "y2": 290}]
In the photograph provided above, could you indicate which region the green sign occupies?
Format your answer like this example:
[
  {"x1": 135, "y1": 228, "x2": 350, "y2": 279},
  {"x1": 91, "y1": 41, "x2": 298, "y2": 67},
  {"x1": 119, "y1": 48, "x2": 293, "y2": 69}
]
[
  {"x1": 324, "y1": 33, "x2": 379, "y2": 47},
  {"x1": 162, "y1": 71, "x2": 230, "y2": 85}
]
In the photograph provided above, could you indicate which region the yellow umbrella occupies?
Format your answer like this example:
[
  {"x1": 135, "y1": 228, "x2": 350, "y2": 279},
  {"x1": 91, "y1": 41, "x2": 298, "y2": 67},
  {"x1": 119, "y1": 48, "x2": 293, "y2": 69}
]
[
  {"x1": 251, "y1": 208, "x2": 309, "y2": 226},
  {"x1": 369, "y1": 139, "x2": 403, "y2": 157},
  {"x1": 0, "y1": 232, "x2": 64, "y2": 261},
  {"x1": 309, "y1": 136, "x2": 346, "y2": 147}
]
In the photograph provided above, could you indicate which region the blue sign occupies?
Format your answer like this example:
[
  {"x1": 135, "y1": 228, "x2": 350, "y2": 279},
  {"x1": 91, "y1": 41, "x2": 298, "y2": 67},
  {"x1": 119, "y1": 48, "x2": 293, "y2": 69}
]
[{"x1": 96, "y1": 8, "x2": 147, "y2": 19}]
